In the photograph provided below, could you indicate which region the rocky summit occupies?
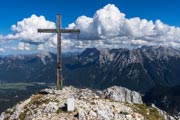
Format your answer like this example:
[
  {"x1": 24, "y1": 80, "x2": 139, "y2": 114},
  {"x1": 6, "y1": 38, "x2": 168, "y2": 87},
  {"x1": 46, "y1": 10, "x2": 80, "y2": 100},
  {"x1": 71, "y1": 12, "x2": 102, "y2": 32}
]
[{"x1": 0, "y1": 86, "x2": 176, "y2": 120}]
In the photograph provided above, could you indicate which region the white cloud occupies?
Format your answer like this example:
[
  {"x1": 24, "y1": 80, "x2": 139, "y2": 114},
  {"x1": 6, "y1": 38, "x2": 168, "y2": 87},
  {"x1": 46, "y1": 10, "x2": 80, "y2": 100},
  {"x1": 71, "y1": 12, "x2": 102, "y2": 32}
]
[
  {"x1": 67, "y1": 4, "x2": 180, "y2": 49},
  {"x1": 0, "y1": 48, "x2": 5, "y2": 53},
  {"x1": 94, "y1": 4, "x2": 125, "y2": 38},
  {"x1": 5, "y1": 14, "x2": 56, "y2": 44},
  {"x1": 67, "y1": 4, "x2": 125, "y2": 40},
  {"x1": 0, "y1": 14, "x2": 57, "y2": 53},
  {"x1": 18, "y1": 42, "x2": 31, "y2": 51},
  {"x1": 1, "y1": 4, "x2": 180, "y2": 54},
  {"x1": 69, "y1": 16, "x2": 99, "y2": 40}
]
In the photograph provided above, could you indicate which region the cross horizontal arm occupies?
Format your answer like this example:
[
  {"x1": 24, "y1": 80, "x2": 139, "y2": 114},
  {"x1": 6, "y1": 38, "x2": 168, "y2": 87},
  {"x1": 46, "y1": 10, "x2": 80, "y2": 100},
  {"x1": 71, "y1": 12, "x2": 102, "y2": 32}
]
[
  {"x1": 60, "y1": 29, "x2": 80, "y2": 33},
  {"x1": 38, "y1": 29, "x2": 57, "y2": 33},
  {"x1": 37, "y1": 29, "x2": 80, "y2": 33}
]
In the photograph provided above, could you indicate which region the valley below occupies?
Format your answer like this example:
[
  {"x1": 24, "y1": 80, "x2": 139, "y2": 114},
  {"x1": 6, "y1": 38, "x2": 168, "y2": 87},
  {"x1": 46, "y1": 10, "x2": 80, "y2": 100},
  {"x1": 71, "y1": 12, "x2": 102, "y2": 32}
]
[{"x1": 0, "y1": 82, "x2": 52, "y2": 113}]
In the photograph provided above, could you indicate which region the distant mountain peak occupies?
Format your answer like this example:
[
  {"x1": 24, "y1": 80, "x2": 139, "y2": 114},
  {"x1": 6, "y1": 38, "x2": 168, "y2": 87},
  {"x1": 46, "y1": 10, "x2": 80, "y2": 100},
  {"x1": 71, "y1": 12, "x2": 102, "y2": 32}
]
[
  {"x1": 80, "y1": 48, "x2": 99, "y2": 56},
  {"x1": 36, "y1": 52, "x2": 52, "y2": 65}
]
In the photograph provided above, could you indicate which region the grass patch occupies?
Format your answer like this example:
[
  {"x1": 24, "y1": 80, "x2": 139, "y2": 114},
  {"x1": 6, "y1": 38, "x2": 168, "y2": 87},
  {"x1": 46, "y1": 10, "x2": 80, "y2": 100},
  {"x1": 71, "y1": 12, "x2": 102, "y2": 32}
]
[
  {"x1": 56, "y1": 109, "x2": 64, "y2": 114},
  {"x1": 18, "y1": 94, "x2": 50, "y2": 119},
  {"x1": 4, "y1": 108, "x2": 15, "y2": 115},
  {"x1": 29, "y1": 94, "x2": 50, "y2": 107},
  {"x1": 52, "y1": 99, "x2": 59, "y2": 103},
  {"x1": 4, "y1": 108, "x2": 16, "y2": 120},
  {"x1": 29, "y1": 94, "x2": 43, "y2": 107},
  {"x1": 132, "y1": 104, "x2": 165, "y2": 120},
  {"x1": 19, "y1": 107, "x2": 29, "y2": 120},
  {"x1": 0, "y1": 83, "x2": 34, "y2": 90}
]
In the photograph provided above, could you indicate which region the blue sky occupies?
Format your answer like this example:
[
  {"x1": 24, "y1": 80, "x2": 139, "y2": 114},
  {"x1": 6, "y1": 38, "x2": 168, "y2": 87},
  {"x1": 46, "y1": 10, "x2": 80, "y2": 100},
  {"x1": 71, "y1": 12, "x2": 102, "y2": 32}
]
[
  {"x1": 1, "y1": 0, "x2": 180, "y2": 34},
  {"x1": 0, "y1": 0, "x2": 180, "y2": 55}
]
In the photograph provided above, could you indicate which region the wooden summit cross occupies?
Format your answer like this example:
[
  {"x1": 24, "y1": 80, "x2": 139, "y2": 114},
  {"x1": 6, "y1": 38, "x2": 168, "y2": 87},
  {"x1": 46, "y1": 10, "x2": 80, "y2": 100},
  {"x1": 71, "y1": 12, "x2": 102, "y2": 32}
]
[{"x1": 37, "y1": 14, "x2": 80, "y2": 90}]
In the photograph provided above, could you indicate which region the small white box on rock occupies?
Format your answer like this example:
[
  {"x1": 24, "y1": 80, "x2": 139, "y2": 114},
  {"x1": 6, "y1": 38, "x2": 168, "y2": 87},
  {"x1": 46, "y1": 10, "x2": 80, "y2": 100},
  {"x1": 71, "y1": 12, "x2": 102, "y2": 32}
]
[{"x1": 67, "y1": 96, "x2": 74, "y2": 111}]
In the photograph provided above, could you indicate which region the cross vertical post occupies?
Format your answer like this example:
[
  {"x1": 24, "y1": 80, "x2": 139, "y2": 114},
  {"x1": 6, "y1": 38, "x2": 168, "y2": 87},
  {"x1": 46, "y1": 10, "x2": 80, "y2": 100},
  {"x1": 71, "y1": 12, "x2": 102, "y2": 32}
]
[
  {"x1": 57, "y1": 14, "x2": 61, "y2": 90},
  {"x1": 37, "y1": 14, "x2": 80, "y2": 90}
]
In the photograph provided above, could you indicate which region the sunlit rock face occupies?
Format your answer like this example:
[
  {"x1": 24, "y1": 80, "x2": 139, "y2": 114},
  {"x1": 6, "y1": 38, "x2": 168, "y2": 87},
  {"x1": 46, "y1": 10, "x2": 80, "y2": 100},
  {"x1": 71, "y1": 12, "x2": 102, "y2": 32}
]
[{"x1": 101, "y1": 86, "x2": 143, "y2": 104}]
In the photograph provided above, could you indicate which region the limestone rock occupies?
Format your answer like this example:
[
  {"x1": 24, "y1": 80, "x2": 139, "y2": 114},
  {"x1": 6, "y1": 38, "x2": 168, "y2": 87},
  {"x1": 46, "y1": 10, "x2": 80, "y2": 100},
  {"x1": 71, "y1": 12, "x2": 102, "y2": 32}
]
[
  {"x1": 0, "y1": 86, "x2": 175, "y2": 120},
  {"x1": 102, "y1": 86, "x2": 143, "y2": 104}
]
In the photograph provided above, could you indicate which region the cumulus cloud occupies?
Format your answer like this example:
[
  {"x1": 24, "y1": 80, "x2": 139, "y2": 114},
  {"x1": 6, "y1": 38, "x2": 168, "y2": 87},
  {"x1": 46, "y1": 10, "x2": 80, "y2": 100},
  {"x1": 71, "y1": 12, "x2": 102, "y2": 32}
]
[
  {"x1": 8, "y1": 14, "x2": 56, "y2": 43},
  {"x1": 0, "y1": 14, "x2": 57, "y2": 52},
  {"x1": 67, "y1": 4, "x2": 180, "y2": 49},
  {"x1": 18, "y1": 42, "x2": 31, "y2": 51},
  {"x1": 0, "y1": 48, "x2": 5, "y2": 53},
  {"x1": 1, "y1": 4, "x2": 180, "y2": 54}
]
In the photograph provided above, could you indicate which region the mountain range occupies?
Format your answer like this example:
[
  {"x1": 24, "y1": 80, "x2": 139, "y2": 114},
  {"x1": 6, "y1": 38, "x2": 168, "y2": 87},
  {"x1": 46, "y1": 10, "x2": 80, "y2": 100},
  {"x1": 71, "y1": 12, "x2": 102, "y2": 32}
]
[
  {"x1": 64, "y1": 46, "x2": 180, "y2": 92},
  {"x1": 1, "y1": 46, "x2": 180, "y2": 116}
]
